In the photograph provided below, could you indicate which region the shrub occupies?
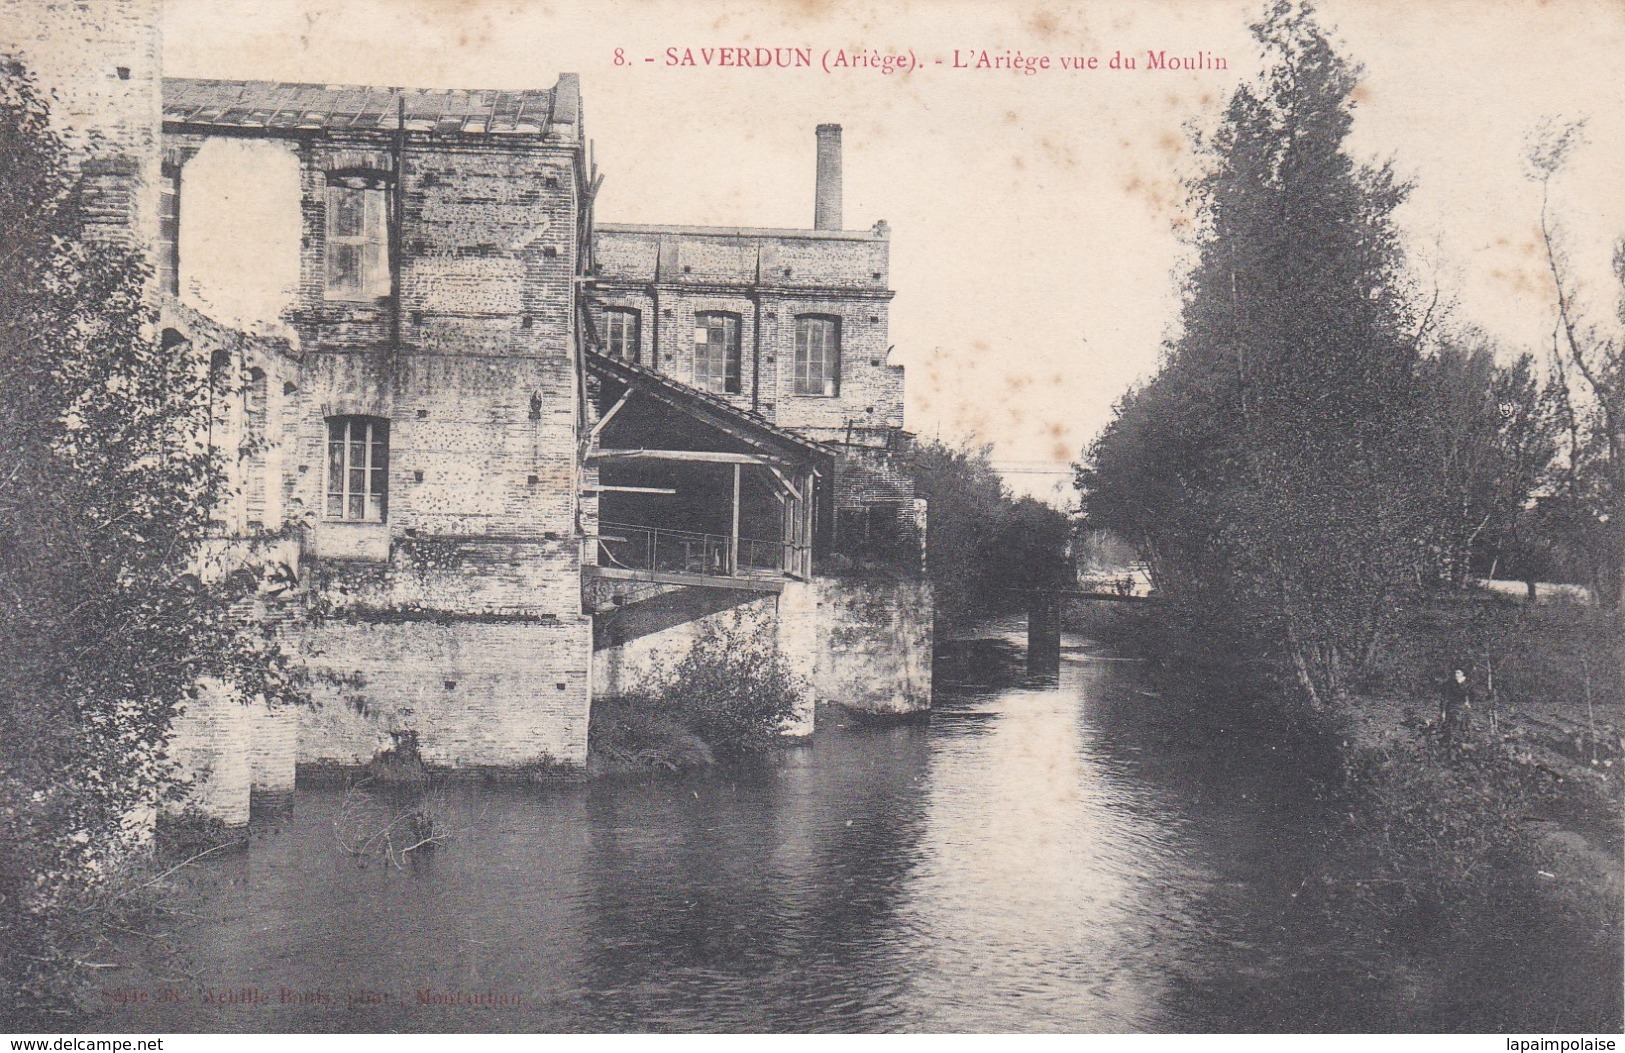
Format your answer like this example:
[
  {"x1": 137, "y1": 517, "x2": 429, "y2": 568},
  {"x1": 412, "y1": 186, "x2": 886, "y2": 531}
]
[
  {"x1": 1330, "y1": 724, "x2": 1543, "y2": 927},
  {"x1": 0, "y1": 59, "x2": 302, "y2": 1017},
  {"x1": 589, "y1": 615, "x2": 805, "y2": 771},
  {"x1": 651, "y1": 616, "x2": 804, "y2": 755}
]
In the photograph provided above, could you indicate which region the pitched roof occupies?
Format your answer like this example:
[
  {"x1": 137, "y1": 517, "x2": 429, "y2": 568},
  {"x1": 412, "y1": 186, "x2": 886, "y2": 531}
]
[
  {"x1": 585, "y1": 350, "x2": 835, "y2": 464},
  {"x1": 161, "y1": 76, "x2": 579, "y2": 138}
]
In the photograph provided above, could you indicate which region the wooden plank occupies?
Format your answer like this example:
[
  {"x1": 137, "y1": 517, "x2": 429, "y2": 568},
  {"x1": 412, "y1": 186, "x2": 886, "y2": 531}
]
[
  {"x1": 580, "y1": 484, "x2": 677, "y2": 495},
  {"x1": 587, "y1": 390, "x2": 632, "y2": 445},
  {"x1": 588, "y1": 448, "x2": 790, "y2": 467},
  {"x1": 766, "y1": 464, "x2": 802, "y2": 501},
  {"x1": 582, "y1": 564, "x2": 785, "y2": 594},
  {"x1": 802, "y1": 470, "x2": 815, "y2": 578}
]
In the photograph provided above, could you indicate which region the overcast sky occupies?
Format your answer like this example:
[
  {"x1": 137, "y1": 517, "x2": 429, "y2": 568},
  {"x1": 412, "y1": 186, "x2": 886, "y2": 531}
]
[{"x1": 164, "y1": 0, "x2": 1625, "y2": 503}]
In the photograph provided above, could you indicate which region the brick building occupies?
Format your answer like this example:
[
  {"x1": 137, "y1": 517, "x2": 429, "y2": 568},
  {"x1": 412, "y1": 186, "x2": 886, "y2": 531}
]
[{"x1": 3, "y1": 6, "x2": 931, "y2": 804}]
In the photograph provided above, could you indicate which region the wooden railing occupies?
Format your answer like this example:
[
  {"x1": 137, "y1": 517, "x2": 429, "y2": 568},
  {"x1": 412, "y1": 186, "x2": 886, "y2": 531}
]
[{"x1": 594, "y1": 521, "x2": 794, "y2": 580}]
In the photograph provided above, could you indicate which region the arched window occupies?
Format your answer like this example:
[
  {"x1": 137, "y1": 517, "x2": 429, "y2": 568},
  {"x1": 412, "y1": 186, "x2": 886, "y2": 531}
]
[
  {"x1": 794, "y1": 314, "x2": 840, "y2": 396},
  {"x1": 325, "y1": 171, "x2": 392, "y2": 301},
  {"x1": 326, "y1": 416, "x2": 389, "y2": 521},
  {"x1": 693, "y1": 312, "x2": 741, "y2": 394},
  {"x1": 603, "y1": 307, "x2": 641, "y2": 363}
]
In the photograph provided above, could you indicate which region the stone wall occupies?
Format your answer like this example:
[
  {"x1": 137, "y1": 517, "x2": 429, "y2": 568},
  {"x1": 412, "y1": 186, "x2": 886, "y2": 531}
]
[
  {"x1": 301, "y1": 617, "x2": 593, "y2": 770},
  {"x1": 589, "y1": 574, "x2": 932, "y2": 745},
  {"x1": 165, "y1": 682, "x2": 302, "y2": 826},
  {"x1": 589, "y1": 583, "x2": 816, "y2": 736},
  {"x1": 254, "y1": 102, "x2": 595, "y2": 772},
  {"x1": 0, "y1": 0, "x2": 162, "y2": 250},
  {"x1": 781, "y1": 577, "x2": 933, "y2": 717}
]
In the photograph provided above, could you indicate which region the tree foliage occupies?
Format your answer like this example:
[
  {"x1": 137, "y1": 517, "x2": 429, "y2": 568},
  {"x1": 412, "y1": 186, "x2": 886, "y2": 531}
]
[
  {"x1": 1080, "y1": 2, "x2": 1430, "y2": 707},
  {"x1": 0, "y1": 59, "x2": 300, "y2": 1008},
  {"x1": 1413, "y1": 332, "x2": 1557, "y2": 587},
  {"x1": 906, "y1": 437, "x2": 1072, "y2": 626}
]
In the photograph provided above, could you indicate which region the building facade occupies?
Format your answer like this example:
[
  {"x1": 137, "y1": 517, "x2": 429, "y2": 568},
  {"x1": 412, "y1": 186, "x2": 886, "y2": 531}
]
[{"x1": 3, "y1": 5, "x2": 932, "y2": 812}]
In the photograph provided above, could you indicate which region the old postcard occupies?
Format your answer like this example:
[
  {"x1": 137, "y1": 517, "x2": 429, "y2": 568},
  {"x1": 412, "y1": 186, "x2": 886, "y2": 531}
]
[{"x1": 0, "y1": 0, "x2": 1620, "y2": 1038}]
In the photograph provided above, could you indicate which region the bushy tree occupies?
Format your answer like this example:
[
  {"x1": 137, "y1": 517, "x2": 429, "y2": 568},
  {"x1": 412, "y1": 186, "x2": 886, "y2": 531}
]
[
  {"x1": 0, "y1": 60, "x2": 299, "y2": 1010},
  {"x1": 1080, "y1": 2, "x2": 1428, "y2": 707},
  {"x1": 652, "y1": 615, "x2": 804, "y2": 754},
  {"x1": 907, "y1": 437, "x2": 1072, "y2": 626}
]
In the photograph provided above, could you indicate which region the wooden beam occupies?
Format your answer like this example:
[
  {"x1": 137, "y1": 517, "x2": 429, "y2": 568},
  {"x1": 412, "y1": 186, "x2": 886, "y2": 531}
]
[
  {"x1": 579, "y1": 484, "x2": 677, "y2": 495},
  {"x1": 583, "y1": 564, "x2": 785, "y2": 594},
  {"x1": 803, "y1": 470, "x2": 815, "y2": 578},
  {"x1": 730, "y1": 463, "x2": 741, "y2": 576},
  {"x1": 587, "y1": 390, "x2": 632, "y2": 445},
  {"x1": 766, "y1": 464, "x2": 802, "y2": 502},
  {"x1": 588, "y1": 448, "x2": 790, "y2": 467}
]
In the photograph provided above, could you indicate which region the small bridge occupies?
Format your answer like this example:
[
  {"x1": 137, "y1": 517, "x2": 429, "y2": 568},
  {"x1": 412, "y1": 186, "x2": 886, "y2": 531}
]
[{"x1": 1006, "y1": 585, "x2": 1156, "y2": 675}]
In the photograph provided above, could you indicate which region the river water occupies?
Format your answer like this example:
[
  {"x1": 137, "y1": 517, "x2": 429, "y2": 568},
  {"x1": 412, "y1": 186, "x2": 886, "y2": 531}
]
[{"x1": 87, "y1": 622, "x2": 1621, "y2": 1032}]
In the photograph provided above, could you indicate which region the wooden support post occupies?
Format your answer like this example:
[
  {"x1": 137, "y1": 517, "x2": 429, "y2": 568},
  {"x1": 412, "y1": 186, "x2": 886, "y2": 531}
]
[
  {"x1": 783, "y1": 487, "x2": 796, "y2": 573},
  {"x1": 730, "y1": 463, "x2": 741, "y2": 576},
  {"x1": 802, "y1": 471, "x2": 815, "y2": 578}
]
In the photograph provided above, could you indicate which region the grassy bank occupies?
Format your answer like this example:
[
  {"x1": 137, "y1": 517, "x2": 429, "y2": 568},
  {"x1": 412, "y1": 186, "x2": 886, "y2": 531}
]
[
  {"x1": 1065, "y1": 591, "x2": 1620, "y2": 805},
  {"x1": 586, "y1": 695, "x2": 717, "y2": 776}
]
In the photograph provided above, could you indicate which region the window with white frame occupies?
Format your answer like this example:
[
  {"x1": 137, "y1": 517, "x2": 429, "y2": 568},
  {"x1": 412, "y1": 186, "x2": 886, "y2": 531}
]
[
  {"x1": 326, "y1": 416, "x2": 389, "y2": 521},
  {"x1": 693, "y1": 312, "x2": 741, "y2": 394},
  {"x1": 325, "y1": 173, "x2": 391, "y2": 301},
  {"x1": 604, "y1": 307, "x2": 641, "y2": 363},
  {"x1": 794, "y1": 314, "x2": 840, "y2": 396}
]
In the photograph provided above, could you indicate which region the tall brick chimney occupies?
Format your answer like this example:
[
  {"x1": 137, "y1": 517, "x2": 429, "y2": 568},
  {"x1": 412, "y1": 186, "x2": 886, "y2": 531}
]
[{"x1": 814, "y1": 123, "x2": 842, "y2": 231}]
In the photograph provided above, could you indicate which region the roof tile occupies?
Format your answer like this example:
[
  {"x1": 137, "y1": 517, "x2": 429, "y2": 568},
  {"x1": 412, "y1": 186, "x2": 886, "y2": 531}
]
[{"x1": 162, "y1": 78, "x2": 563, "y2": 139}]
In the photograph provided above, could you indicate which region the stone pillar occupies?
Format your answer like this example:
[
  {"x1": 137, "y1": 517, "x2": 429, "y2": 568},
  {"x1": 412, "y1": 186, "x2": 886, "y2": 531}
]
[
  {"x1": 776, "y1": 580, "x2": 819, "y2": 736},
  {"x1": 1027, "y1": 593, "x2": 1061, "y2": 678},
  {"x1": 166, "y1": 678, "x2": 252, "y2": 827},
  {"x1": 249, "y1": 698, "x2": 299, "y2": 810}
]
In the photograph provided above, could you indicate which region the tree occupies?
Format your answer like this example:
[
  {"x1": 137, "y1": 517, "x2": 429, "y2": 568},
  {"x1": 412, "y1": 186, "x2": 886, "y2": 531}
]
[
  {"x1": 0, "y1": 60, "x2": 299, "y2": 1010},
  {"x1": 907, "y1": 437, "x2": 1072, "y2": 627},
  {"x1": 1525, "y1": 119, "x2": 1624, "y2": 610},
  {"x1": 1080, "y1": 1, "x2": 1428, "y2": 707},
  {"x1": 1413, "y1": 332, "x2": 1556, "y2": 588}
]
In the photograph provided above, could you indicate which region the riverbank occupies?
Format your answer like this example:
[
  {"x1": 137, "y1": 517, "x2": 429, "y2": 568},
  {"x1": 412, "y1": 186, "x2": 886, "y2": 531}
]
[
  {"x1": 1064, "y1": 590, "x2": 1624, "y2": 1030},
  {"x1": 1064, "y1": 590, "x2": 1622, "y2": 828}
]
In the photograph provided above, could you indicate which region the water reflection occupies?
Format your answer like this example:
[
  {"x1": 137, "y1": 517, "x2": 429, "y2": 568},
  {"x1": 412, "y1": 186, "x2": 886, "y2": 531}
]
[
  {"x1": 567, "y1": 724, "x2": 933, "y2": 1031},
  {"x1": 81, "y1": 620, "x2": 1619, "y2": 1032}
]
